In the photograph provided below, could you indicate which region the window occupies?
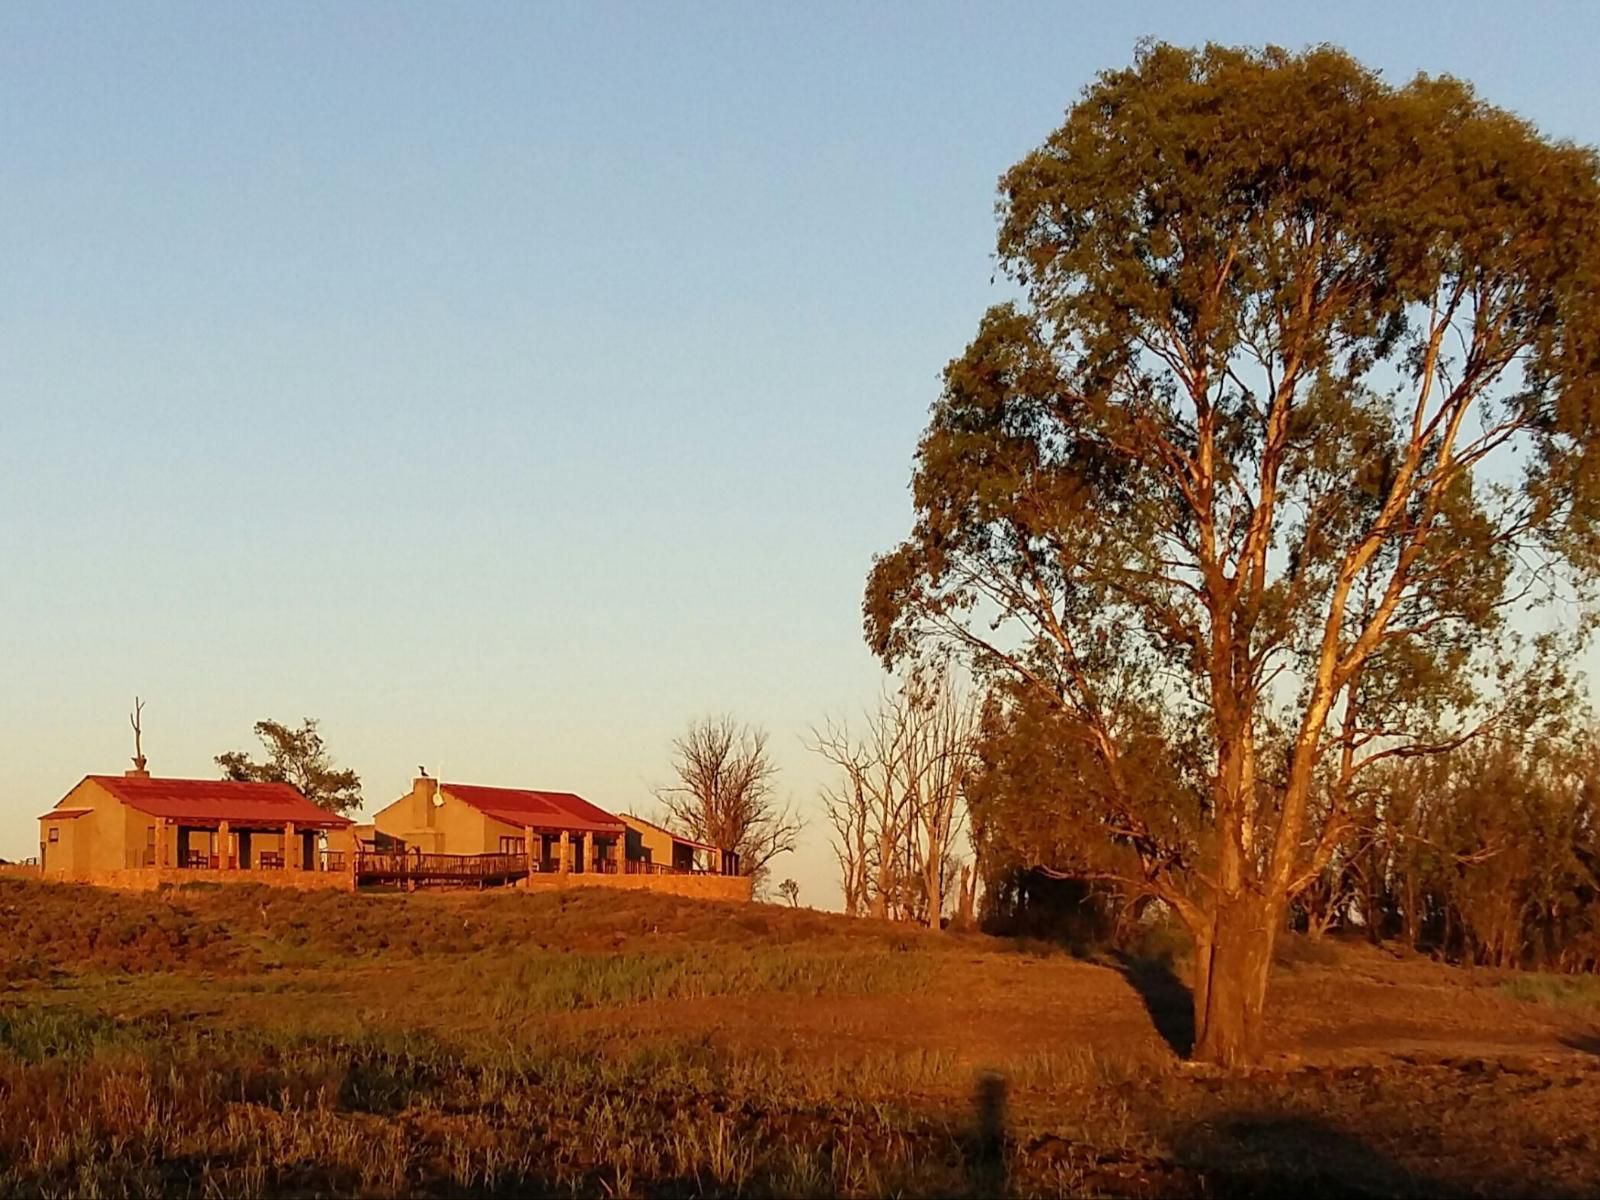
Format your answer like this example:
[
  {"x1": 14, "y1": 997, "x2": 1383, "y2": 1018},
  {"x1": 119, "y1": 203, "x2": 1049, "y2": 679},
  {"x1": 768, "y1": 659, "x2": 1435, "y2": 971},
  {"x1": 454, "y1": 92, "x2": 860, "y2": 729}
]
[
  {"x1": 499, "y1": 836, "x2": 524, "y2": 855},
  {"x1": 146, "y1": 826, "x2": 156, "y2": 846},
  {"x1": 47, "y1": 827, "x2": 59, "y2": 843}
]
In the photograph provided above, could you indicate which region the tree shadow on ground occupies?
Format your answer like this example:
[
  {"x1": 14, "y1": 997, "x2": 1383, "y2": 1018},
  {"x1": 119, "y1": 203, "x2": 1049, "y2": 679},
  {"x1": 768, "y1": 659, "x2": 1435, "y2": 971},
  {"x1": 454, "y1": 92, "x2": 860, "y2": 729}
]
[
  {"x1": 957, "y1": 1077, "x2": 1511, "y2": 1199},
  {"x1": 1171, "y1": 1113, "x2": 1444, "y2": 1198},
  {"x1": 1111, "y1": 952, "x2": 1194, "y2": 1056},
  {"x1": 963, "y1": 1070, "x2": 1008, "y2": 1197},
  {"x1": 1561, "y1": 1032, "x2": 1600, "y2": 1055},
  {"x1": 1168, "y1": 1109, "x2": 1597, "y2": 1199}
]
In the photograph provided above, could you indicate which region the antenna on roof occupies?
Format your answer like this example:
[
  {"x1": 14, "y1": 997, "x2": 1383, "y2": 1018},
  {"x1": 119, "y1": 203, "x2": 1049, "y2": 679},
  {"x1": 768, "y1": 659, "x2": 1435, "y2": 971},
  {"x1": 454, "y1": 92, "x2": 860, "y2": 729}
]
[{"x1": 128, "y1": 697, "x2": 149, "y2": 777}]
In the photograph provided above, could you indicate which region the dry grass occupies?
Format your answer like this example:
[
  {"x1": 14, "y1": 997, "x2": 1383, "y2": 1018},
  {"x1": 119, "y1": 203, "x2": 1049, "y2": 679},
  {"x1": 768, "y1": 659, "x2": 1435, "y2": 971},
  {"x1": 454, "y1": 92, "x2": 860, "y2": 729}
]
[
  {"x1": 0, "y1": 882, "x2": 242, "y2": 981},
  {"x1": 3, "y1": 877, "x2": 1600, "y2": 1197},
  {"x1": 1501, "y1": 974, "x2": 1600, "y2": 1011}
]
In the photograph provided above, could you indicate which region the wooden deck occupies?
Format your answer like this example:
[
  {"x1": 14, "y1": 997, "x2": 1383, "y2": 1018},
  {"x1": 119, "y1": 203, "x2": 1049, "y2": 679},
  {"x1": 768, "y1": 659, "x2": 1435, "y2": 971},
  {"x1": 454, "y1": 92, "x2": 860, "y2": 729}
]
[
  {"x1": 351, "y1": 848, "x2": 728, "y2": 890},
  {"x1": 354, "y1": 849, "x2": 533, "y2": 888}
]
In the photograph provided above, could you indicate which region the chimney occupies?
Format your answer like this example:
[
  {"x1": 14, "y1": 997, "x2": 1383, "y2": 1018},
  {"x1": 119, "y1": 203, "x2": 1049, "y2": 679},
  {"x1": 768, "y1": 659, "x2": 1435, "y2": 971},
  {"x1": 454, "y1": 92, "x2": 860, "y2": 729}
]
[{"x1": 414, "y1": 776, "x2": 438, "y2": 827}]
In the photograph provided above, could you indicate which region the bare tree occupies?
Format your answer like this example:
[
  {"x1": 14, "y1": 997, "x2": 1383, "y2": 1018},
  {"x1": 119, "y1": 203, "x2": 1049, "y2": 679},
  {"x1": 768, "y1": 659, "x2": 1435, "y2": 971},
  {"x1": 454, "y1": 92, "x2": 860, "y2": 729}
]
[
  {"x1": 656, "y1": 715, "x2": 800, "y2": 888},
  {"x1": 810, "y1": 693, "x2": 914, "y2": 920},
  {"x1": 956, "y1": 861, "x2": 978, "y2": 926},
  {"x1": 811, "y1": 672, "x2": 982, "y2": 928},
  {"x1": 863, "y1": 696, "x2": 917, "y2": 919},
  {"x1": 816, "y1": 741, "x2": 872, "y2": 917},
  {"x1": 906, "y1": 671, "x2": 982, "y2": 928},
  {"x1": 956, "y1": 798, "x2": 990, "y2": 927}
]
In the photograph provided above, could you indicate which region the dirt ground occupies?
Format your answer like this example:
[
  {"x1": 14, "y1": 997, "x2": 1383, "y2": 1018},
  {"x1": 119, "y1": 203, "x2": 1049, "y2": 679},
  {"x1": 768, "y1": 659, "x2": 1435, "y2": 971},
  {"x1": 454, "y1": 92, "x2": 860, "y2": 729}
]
[
  {"x1": 543, "y1": 943, "x2": 1600, "y2": 1066},
  {"x1": 5, "y1": 880, "x2": 1600, "y2": 1197}
]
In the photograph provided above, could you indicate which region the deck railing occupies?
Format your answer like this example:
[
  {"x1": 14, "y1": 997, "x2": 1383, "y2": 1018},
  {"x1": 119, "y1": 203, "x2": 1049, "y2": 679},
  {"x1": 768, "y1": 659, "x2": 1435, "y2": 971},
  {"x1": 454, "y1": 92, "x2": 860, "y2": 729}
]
[
  {"x1": 342, "y1": 847, "x2": 732, "y2": 887},
  {"x1": 623, "y1": 859, "x2": 717, "y2": 876},
  {"x1": 353, "y1": 849, "x2": 530, "y2": 887}
]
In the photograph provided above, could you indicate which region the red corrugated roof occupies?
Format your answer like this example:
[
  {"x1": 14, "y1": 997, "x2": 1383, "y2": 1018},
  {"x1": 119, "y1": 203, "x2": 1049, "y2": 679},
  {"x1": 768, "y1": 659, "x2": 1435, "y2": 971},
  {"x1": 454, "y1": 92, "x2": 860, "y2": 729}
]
[
  {"x1": 85, "y1": 775, "x2": 353, "y2": 828},
  {"x1": 38, "y1": 807, "x2": 93, "y2": 820},
  {"x1": 444, "y1": 783, "x2": 625, "y2": 833}
]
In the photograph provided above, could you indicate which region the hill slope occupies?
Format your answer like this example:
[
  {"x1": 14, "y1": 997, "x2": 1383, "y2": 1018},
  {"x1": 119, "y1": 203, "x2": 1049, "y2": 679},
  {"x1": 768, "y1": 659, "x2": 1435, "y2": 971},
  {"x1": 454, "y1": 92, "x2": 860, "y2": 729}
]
[{"x1": 2, "y1": 877, "x2": 1599, "y2": 1197}]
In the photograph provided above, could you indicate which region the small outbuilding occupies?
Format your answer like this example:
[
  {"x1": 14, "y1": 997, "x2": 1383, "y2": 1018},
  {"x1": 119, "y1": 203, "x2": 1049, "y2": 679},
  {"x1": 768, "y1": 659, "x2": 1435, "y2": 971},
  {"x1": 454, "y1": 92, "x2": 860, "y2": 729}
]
[{"x1": 621, "y1": 812, "x2": 740, "y2": 875}]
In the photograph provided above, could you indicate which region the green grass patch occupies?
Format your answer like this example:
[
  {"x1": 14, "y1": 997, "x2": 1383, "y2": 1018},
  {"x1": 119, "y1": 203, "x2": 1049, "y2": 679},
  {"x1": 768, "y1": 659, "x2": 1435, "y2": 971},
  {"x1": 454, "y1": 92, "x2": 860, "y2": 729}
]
[
  {"x1": 1500, "y1": 974, "x2": 1600, "y2": 1010},
  {"x1": 488, "y1": 943, "x2": 932, "y2": 1015}
]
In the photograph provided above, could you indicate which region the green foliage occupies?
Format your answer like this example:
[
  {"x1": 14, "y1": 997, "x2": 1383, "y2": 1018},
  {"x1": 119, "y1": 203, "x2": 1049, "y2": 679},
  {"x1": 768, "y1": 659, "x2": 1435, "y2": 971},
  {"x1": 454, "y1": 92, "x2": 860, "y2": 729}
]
[
  {"x1": 217, "y1": 717, "x2": 362, "y2": 815},
  {"x1": 1329, "y1": 729, "x2": 1600, "y2": 969},
  {"x1": 865, "y1": 40, "x2": 1600, "y2": 1057},
  {"x1": 967, "y1": 681, "x2": 1206, "y2": 887},
  {"x1": 0, "y1": 1009, "x2": 131, "y2": 1062}
]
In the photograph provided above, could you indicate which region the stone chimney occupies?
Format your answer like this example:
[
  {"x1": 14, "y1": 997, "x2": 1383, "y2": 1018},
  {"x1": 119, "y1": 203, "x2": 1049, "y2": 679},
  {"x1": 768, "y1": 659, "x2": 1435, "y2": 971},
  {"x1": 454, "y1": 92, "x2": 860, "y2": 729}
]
[{"x1": 414, "y1": 776, "x2": 438, "y2": 826}]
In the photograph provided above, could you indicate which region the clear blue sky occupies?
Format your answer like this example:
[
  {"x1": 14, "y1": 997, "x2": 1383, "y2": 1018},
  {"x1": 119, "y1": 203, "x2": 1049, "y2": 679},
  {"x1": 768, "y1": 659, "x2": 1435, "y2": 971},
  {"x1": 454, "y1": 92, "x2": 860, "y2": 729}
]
[{"x1": 4, "y1": 2, "x2": 1598, "y2": 902}]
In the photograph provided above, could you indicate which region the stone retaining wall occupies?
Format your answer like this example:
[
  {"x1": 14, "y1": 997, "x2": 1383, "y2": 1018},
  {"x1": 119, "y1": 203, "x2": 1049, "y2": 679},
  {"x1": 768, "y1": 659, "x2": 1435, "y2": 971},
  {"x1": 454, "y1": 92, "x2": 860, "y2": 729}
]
[
  {"x1": 32, "y1": 865, "x2": 752, "y2": 902},
  {"x1": 43, "y1": 867, "x2": 356, "y2": 892}
]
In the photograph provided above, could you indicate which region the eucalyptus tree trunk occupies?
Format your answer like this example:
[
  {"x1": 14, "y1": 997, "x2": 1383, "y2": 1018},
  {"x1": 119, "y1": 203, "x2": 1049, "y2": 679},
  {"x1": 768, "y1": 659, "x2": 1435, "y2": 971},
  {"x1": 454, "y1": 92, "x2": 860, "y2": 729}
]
[{"x1": 1193, "y1": 895, "x2": 1279, "y2": 1067}]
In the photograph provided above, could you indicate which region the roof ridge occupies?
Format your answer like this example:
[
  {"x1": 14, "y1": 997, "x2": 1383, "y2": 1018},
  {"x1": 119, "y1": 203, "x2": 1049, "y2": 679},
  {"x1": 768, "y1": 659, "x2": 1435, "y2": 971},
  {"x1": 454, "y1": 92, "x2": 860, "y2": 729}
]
[
  {"x1": 87, "y1": 773, "x2": 304, "y2": 787},
  {"x1": 445, "y1": 782, "x2": 581, "y2": 795}
]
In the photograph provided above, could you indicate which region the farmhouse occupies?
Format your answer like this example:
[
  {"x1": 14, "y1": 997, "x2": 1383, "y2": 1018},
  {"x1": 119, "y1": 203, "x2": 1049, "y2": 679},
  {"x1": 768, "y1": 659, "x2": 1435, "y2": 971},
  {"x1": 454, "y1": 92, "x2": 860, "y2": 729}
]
[
  {"x1": 38, "y1": 768, "x2": 355, "y2": 887},
  {"x1": 370, "y1": 775, "x2": 743, "y2": 877},
  {"x1": 32, "y1": 767, "x2": 750, "y2": 901},
  {"x1": 372, "y1": 776, "x2": 623, "y2": 867}
]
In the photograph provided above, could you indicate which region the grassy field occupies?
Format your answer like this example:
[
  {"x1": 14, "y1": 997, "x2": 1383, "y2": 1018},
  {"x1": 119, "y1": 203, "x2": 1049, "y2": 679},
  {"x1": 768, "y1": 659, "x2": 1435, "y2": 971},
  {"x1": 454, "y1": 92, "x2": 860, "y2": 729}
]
[{"x1": 3, "y1": 879, "x2": 1600, "y2": 1197}]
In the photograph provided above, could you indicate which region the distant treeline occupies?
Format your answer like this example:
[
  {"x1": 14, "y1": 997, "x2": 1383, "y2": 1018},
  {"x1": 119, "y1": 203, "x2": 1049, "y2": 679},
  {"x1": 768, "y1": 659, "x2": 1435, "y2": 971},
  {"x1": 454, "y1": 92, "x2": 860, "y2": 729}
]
[
  {"x1": 1297, "y1": 734, "x2": 1600, "y2": 972},
  {"x1": 977, "y1": 729, "x2": 1600, "y2": 975}
]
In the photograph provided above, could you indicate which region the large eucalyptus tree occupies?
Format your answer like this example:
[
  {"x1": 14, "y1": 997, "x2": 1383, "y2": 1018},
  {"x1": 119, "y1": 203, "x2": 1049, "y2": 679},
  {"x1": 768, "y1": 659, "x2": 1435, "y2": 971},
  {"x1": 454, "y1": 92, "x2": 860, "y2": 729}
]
[{"x1": 866, "y1": 43, "x2": 1600, "y2": 1065}]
